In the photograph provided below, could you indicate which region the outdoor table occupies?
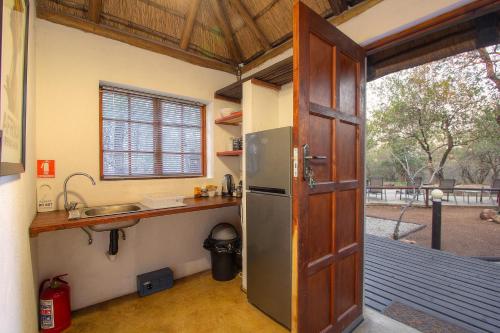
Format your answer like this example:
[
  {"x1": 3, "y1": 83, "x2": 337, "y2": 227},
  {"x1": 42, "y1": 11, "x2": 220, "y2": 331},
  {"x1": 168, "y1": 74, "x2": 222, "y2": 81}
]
[
  {"x1": 366, "y1": 185, "x2": 500, "y2": 208},
  {"x1": 461, "y1": 190, "x2": 478, "y2": 204}
]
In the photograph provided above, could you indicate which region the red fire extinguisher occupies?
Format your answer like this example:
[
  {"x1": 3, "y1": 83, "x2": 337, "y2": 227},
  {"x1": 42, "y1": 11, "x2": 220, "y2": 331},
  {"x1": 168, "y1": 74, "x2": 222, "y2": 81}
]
[{"x1": 39, "y1": 274, "x2": 71, "y2": 332}]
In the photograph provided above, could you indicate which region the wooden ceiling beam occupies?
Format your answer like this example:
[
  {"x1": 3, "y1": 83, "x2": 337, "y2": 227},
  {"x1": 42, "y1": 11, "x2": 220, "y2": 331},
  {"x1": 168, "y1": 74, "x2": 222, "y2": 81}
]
[
  {"x1": 37, "y1": 8, "x2": 236, "y2": 74},
  {"x1": 139, "y1": 0, "x2": 215, "y2": 33},
  {"x1": 329, "y1": 0, "x2": 348, "y2": 16},
  {"x1": 88, "y1": 0, "x2": 102, "y2": 24},
  {"x1": 232, "y1": 0, "x2": 271, "y2": 51},
  {"x1": 254, "y1": 0, "x2": 280, "y2": 21},
  {"x1": 211, "y1": 0, "x2": 243, "y2": 64},
  {"x1": 180, "y1": 0, "x2": 201, "y2": 50}
]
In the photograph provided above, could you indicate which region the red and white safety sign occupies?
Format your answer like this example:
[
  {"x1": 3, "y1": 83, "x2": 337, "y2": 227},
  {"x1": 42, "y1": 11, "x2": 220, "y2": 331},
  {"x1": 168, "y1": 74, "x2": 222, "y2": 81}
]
[{"x1": 37, "y1": 160, "x2": 55, "y2": 178}]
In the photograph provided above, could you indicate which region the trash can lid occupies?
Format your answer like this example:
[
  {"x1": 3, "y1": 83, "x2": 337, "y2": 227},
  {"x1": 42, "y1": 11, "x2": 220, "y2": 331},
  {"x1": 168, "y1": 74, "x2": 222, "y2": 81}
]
[{"x1": 211, "y1": 223, "x2": 238, "y2": 241}]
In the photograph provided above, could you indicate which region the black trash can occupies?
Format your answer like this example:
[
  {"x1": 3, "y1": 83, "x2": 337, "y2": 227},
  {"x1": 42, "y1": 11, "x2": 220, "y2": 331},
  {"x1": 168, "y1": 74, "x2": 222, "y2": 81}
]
[{"x1": 203, "y1": 223, "x2": 240, "y2": 281}]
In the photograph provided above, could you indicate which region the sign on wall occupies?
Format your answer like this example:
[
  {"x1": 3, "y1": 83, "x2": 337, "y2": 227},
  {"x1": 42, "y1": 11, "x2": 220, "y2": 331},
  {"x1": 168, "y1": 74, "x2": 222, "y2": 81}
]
[{"x1": 37, "y1": 159, "x2": 55, "y2": 178}]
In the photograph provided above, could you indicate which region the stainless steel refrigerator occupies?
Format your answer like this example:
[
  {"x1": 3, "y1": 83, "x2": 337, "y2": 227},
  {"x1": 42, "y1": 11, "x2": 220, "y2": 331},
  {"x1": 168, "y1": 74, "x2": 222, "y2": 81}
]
[{"x1": 246, "y1": 126, "x2": 292, "y2": 329}]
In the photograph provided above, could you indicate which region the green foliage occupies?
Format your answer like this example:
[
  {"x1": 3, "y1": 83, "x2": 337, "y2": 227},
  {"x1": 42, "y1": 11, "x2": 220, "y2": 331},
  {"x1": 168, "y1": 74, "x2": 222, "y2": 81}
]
[
  {"x1": 367, "y1": 47, "x2": 498, "y2": 183},
  {"x1": 456, "y1": 106, "x2": 500, "y2": 183}
]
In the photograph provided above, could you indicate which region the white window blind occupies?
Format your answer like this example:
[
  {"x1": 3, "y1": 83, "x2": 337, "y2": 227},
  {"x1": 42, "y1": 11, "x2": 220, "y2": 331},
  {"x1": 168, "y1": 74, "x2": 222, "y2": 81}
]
[{"x1": 100, "y1": 86, "x2": 205, "y2": 179}]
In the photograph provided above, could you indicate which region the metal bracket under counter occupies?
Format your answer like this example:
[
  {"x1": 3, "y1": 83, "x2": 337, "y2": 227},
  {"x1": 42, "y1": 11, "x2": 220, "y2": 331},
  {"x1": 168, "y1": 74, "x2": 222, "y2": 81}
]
[{"x1": 29, "y1": 196, "x2": 242, "y2": 237}]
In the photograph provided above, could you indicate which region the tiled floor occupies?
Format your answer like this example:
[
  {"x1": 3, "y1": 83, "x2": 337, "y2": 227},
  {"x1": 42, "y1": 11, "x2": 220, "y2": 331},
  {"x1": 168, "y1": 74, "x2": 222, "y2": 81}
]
[{"x1": 66, "y1": 271, "x2": 417, "y2": 333}]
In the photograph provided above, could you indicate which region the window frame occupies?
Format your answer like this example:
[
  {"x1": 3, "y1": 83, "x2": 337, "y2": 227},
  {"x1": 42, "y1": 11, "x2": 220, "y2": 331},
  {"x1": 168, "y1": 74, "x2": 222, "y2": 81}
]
[{"x1": 99, "y1": 86, "x2": 206, "y2": 180}]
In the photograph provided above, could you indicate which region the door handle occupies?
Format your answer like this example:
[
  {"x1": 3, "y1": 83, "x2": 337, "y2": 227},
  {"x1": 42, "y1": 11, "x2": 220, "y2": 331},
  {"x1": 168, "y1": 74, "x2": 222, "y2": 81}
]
[
  {"x1": 304, "y1": 155, "x2": 327, "y2": 160},
  {"x1": 303, "y1": 144, "x2": 320, "y2": 189}
]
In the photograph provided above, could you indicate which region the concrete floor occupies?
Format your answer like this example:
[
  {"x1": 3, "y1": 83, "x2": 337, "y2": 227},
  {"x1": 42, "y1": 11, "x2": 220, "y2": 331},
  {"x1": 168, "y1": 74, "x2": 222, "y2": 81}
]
[
  {"x1": 66, "y1": 271, "x2": 418, "y2": 333},
  {"x1": 355, "y1": 308, "x2": 419, "y2": 333}
]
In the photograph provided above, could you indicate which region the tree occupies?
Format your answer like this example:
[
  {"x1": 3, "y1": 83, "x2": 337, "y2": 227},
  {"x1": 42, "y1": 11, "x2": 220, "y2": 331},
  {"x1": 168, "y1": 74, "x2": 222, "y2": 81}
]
[
  {"x1": 456, "y1": 106, "x2": 500, "y2": 183},
  {"x1": 456, "y1": 142, "x2": 500, "y2": 184},
  {"x1": 392, "y1": 159, "x2": 441, "y2": 240},
  {"x1": 456, "y1": 46, "x2": 500, "y2": 95},
  {"x1": 368, "y1": 51, "x2": 496, "y2": 181},
  {"x1": 478, "y1": 47, "x2": 500, "y2": 94},
  {"x1": 452, "y1": 45, "x2": 500, "y2": 125}
]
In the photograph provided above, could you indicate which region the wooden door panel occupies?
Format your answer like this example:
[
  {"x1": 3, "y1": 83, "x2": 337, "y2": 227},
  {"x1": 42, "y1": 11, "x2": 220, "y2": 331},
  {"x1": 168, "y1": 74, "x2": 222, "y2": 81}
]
[
  {"x1": 293, "y1": 2, "x2": 365, "y2": 332},
  {"x1": 335, "y1": 190, "x2": 357, "y2": 250},
  {"x1": 309, "y1": 34, "x2": 333, "y2": 107},
  {"x1": 309, "y1": 115, "x2": 332, "y2": 181},
  {"x1": 306, "y1": 269, "x2": 332, "y2": 332},
  {"x1": 335, "y1": 254, "x2": 358, "y2": 317},
  {"x1": 307, "y1": 193, "x2": 333, "y2": 261},
  {"x1": 338, "y1": 53, "x2": 358, "y2": 116},
  {"x1": 337, "y1": 122, "x2": 357, "y2": 181}
]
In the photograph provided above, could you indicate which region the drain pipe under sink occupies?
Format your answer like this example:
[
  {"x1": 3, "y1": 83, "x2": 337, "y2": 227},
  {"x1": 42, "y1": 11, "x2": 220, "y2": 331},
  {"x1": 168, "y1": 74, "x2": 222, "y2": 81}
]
[
  {"x1": 106, "y1": 228, "x2": 128, "y2": 261},
  {"x1": 79, "y1": 221, "x2": 139, "y2": 261},
  {"x1": 107, "y1": 229, "x2": 119, "y2": 261}
]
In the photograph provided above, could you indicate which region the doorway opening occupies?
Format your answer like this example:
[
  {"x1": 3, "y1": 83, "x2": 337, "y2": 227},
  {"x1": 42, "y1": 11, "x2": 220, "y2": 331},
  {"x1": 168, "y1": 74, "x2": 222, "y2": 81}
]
[{"x1": 364, "y1": 5, "x2": 500, "y2": 332}]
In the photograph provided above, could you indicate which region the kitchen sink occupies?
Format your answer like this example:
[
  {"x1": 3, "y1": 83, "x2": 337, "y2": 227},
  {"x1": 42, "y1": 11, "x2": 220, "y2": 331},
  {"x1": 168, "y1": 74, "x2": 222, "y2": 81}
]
[
  {"x1": 81, "y1": 204, "x2": 143, "y2": 218},
  {"x1": 78, "y1": 203, "x2": 146, "y2": 231}
]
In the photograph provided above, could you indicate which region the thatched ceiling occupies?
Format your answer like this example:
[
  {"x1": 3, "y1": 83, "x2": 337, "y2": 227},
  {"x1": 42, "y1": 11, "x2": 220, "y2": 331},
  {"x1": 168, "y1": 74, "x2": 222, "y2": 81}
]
[{"x1": 36, "y1": 0, "x2": 370, "y2": 74}]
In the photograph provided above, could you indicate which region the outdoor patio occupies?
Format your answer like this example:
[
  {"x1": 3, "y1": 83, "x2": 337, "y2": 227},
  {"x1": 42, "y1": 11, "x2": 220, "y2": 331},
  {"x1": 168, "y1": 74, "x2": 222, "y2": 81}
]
[
  {"x1": 366, "y1": 205, "x2": 500, "y2": 257},
  {"x1": 366, "y1": 187, "x2": 499, "y2": 207},
  {"x1": 364, "y1": 235, "x2": 500, "y2": 333}
]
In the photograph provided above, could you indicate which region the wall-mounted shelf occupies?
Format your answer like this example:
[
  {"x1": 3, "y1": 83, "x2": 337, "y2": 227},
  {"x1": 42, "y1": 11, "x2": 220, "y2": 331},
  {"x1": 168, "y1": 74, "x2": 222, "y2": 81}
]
[
  {"x1": 216, "y1": 150, "x2": 243, "y2": 156},
  {"x1": 215, "y1": 111, "x2": 242, "y2": 125}
]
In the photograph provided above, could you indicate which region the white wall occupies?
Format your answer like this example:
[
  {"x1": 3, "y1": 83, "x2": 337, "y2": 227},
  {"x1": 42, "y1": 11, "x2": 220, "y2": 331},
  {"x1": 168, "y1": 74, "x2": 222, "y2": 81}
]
[
  {"x1": 0, "y1": 2, "x2": 38, "y2": 332},
  {"x1": 241, "y1": 80, "x2": 293, "y2": 134},
  {"x1": 246, "y1": 84, "x2": 279, "y2": 133},
  {"x1": 278, "y1": 83, "x2": 293, "y2": 128},
  {"x1": 35, "y1": 19, "x2": 241, "y2": 205},
  {"x1": 340, "y1": 0, "x2": 475, "y2": 46},
  {"x1": 35, "y1": 19, "x2": 242, "y2": 310}
]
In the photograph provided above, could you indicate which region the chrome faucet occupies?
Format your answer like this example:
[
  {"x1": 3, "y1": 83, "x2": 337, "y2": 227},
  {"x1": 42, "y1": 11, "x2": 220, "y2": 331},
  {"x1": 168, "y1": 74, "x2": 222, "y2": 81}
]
[{"x1": 64, "y1": 172, "x2": 96, "y2": 211}]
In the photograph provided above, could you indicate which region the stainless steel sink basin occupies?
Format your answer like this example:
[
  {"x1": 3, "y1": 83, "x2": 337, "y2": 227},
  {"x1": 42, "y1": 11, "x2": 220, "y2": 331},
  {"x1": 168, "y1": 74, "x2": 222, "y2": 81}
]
[
  {"x1": 78, "y1": 203, "x2": 147, "y2": 232},
  {"x1": 82, "y1": 204, "x2": 143, "y2": 218},
  {"x1": 88, "y1": 219, "x2": 140, "y2": 232}
]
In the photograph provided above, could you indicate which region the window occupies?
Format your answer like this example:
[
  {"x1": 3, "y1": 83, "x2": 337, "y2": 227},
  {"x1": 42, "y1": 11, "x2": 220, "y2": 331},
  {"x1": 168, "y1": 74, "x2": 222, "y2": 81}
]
[{"x1": 100, "y1": 85, "x2": 205, "y2": 179}]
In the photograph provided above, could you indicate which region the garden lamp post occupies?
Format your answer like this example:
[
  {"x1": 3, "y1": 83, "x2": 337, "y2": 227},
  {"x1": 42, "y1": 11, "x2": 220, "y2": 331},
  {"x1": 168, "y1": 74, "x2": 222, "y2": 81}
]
[{"x1": 431, "y1": 189, "x2": 443, "y2": 250}]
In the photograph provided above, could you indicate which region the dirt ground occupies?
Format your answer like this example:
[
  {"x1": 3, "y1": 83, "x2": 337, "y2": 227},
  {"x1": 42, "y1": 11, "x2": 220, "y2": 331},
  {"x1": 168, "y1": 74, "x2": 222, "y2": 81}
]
[{"x1": 365, "y1": 205, "x2": 500, "y2": 257}]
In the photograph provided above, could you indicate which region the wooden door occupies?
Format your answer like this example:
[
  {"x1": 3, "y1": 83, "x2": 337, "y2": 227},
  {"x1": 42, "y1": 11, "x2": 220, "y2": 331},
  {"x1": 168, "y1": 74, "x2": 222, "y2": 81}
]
[{"x1": 292, "y1": 2, "x2": 365, "y2": 333}]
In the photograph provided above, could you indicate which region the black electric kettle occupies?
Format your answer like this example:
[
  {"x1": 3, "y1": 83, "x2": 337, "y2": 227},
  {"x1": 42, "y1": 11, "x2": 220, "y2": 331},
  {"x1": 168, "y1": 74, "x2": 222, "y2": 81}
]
[{"x1": 222, "y1": 174, "x2": 234, "y2": 197}]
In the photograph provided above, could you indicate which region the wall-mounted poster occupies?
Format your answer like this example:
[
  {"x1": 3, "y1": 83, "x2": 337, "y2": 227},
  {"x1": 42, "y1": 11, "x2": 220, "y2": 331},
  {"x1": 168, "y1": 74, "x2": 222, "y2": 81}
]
[{"x1": 0, "y1": 0, "x2": 29, "y2": 176}]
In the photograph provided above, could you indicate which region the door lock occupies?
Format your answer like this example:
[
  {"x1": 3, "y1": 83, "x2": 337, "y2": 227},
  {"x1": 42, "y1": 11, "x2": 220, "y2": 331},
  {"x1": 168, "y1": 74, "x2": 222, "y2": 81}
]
[{"x1": 303, "y1": 144, "x2": 326, "y2": 189}]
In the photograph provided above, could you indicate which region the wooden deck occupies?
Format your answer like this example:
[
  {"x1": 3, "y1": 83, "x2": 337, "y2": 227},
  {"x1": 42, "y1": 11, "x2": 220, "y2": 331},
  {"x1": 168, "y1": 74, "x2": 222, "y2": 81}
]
[{"x1": 365, "y1": 235, "x2": 500, "y2": 333}]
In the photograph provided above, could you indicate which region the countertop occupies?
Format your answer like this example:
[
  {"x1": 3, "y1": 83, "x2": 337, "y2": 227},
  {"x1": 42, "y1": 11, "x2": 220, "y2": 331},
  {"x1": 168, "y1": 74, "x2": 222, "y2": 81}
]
[{"x1": 30, "y1": 196, "x2": 241, "y2": 237}]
